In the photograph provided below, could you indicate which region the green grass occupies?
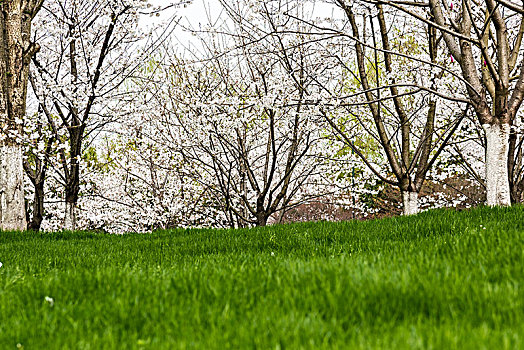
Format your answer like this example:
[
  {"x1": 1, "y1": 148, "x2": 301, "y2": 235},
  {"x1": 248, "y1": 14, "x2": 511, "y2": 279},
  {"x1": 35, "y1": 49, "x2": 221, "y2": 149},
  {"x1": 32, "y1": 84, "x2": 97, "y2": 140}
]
[{"x1": 0, "y1": 206, "x2": 523, "y2": 349}]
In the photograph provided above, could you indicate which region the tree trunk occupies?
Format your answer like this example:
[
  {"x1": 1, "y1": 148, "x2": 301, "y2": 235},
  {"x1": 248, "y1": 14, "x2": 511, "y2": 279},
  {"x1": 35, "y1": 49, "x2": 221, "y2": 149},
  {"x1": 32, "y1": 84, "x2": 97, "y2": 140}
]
[
  {"x1": 483, "y1": 123, "x2": 511, "y2": 206},
  {"x1": 256, "y1": 212, "x2": 267, "y2": 227},
  {"x1": 401, "y1": 190, "x2": 419, "y2": 215},
  {"x1": 0, "y1": 1, "x2": 41, "y2": 230},
  {"x1": 0, "y1": 141, "x2": 26, "y2": 230},
  {"x1": 64, "y1": 200, "x2": 77, "y2": 230},
  {"x1": 507, "y1": 129, "x2": 524, "y2": 204},
  {"x1": 28, "y1": 180, "x2": 44, "y2": 231},
  {"x1": 63, "y1": 132, "x2": 81, "y2": 231}
]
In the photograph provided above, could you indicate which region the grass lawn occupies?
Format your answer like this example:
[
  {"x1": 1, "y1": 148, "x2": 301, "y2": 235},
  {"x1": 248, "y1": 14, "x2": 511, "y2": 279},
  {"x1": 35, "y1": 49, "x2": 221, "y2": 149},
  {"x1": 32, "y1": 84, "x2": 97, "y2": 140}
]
[{"x1": 0, "y1": 206, "x2": 523, "y2": 349}]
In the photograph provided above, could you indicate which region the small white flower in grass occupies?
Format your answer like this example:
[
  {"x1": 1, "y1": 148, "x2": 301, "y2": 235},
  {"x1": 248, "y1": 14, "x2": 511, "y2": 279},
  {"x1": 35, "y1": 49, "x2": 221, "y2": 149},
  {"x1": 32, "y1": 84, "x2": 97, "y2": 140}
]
[
  {"x1": 271, "y1": 252, "x2": 275, "y2": 256},
  {"x1": 44, "y1": 296, "x2": 54, "y2": 307},
  {"x1": 0, "y1": 262, "x2": 3, "y2": 268}
]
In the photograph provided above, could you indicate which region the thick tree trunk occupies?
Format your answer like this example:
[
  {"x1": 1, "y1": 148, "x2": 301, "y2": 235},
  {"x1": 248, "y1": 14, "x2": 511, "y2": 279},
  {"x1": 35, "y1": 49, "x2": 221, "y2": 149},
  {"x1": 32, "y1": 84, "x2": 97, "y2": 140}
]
[
  {"x1": 0, "y1": 2, "x2": 41, "y2": 230},
  {"x1": 483, "y1": 123, "x2": 511, "y2": 206},
  {"x1": 401, "y1": 190, "x2": 419, "y2": 215},
  {"x1": 0, "y1": 141, "x2": 27, "y2": 230}
]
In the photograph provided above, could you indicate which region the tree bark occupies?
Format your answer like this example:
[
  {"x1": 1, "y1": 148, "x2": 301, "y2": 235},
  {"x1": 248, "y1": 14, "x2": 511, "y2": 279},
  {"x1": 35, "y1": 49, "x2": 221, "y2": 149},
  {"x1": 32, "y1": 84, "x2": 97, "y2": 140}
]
[
  {"x1": 424, "y1": 0, "x2": 522, "y2": 207},
  {"x1": 483, "y1": 123, "x2": 511, "y2": 206},
  {"x1": 0, "y1": 141, "x2": 26, "y2": 230},
  {"x1": 256, "y1": 212, "x2": 267, "y2": 227},
  {"x1": 401, "y1": 190, "x2": 419, "y2": 215},
  {"x1": 0, "y1": 1, "x2": 42, "y2": 231},
  {"x1": 27, "y1": 179, "x2": 44, "y2": 231},
  {"x1": 62, "y1": 132, "x2": 81, "y2": 230},
  {"x1": 64, "y1": 200, "x2": 77, "y2": 230}
]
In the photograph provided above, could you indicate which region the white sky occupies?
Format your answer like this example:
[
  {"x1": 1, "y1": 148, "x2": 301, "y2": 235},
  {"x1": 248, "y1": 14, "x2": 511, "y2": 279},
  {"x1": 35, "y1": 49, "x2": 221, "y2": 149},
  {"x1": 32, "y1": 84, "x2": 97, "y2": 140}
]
[
  {"x1": 140, "y1": 1, "x2": 225, "y2": 50},
  {"x1": 140, "y1": 0, "x2": 341, "y2": 52}
]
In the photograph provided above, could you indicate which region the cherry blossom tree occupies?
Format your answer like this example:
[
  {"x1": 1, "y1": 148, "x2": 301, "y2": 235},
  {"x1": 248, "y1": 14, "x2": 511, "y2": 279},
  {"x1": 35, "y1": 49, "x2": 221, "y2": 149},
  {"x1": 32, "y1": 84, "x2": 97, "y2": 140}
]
[
  {"x1": 366, "y1": 0, "x2": 524, "y2": 206},
  {"x1": 18, "y1": 0, "x2": 518, "y2": 232},
  {"x1": 219, "y1": 0, "x2": 472, "y2": 215},
  {"x1": 23, "y1": 100, "x2": 55, "y2": 230},
  {"x1": 321, "y1": 2, "x2": 471, "y2": 214},
  {"x1": 28, "y1": 0, "x2": 162, "y2": 229},
  {"x1": 128, "y1": 39, "x2": 343, "y2": 227}
]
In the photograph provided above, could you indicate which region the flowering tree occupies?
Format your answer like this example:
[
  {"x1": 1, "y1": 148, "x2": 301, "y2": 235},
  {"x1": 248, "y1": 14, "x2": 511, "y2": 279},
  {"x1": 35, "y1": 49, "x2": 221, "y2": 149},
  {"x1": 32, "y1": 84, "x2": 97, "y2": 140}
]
[
  {"x1": 28, "y1": 0, "x2": 160, "y2": 229},
  {"x1": 366, "y1": 0, "x2": 524, "y2": 206},
  {"x1": 16, "y1": 0, "x2": 520, "y2": 232},
  {"x1": 318, "y1": 2, "x2": 472, "y2": 214},
  {"x1": 23, "y1": 101, "x2": 55, "y2": 230},
  {"x1": 129, "y1": 42, "x2": 342, "y2": 227},
  {"x1": 221, "y1": 0, "x2": 471, "y2": 215}
]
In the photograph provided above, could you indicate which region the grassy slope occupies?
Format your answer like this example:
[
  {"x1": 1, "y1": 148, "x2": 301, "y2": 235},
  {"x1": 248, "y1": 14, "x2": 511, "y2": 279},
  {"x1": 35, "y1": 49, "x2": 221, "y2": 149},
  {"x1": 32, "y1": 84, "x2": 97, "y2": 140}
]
[{"x1": 0, "y1": 206, "x2": 523, "y2": 349}]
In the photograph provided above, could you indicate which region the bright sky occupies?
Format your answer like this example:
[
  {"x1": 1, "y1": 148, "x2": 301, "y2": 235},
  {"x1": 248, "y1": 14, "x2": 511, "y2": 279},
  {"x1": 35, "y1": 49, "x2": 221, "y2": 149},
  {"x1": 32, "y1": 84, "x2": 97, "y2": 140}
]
[
  {"x1": 140, "y1": 0, "x2": 223, "y2": 50},
  {"x1": 141, "y1": 0, "x2": 341, "y2": 52}
]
